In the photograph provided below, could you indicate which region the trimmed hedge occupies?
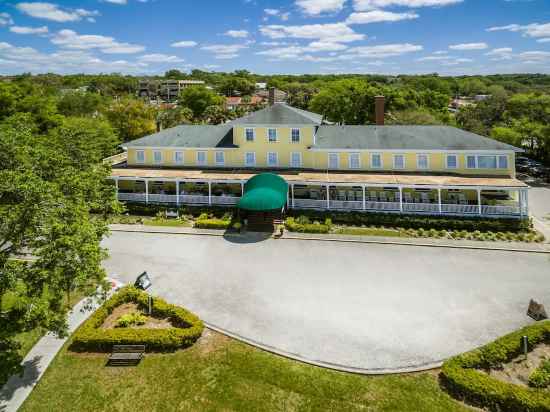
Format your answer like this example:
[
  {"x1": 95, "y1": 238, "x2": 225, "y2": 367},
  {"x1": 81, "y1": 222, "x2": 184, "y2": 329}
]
[
  {"x1": 124, "y1": 203, "x2": 236, "y2": 219},
  {"x1": 440, "y1": 321, "x2": 550, "y2": 412},
  {"x1": 194, "y1": 218, "x2": 232, "y2": 230},
  {"x1": 285, "y1": 217, "x2": 330, "y2": 234},
  {"x1": 71, "y1": 286, "x2": 203, "y2": 352}
]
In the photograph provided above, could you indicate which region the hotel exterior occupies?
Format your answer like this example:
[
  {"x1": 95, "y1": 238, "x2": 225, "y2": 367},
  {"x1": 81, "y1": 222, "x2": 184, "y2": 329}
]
[{"x1": 111, "y1": 100, "x2": 529, "y2": 218}]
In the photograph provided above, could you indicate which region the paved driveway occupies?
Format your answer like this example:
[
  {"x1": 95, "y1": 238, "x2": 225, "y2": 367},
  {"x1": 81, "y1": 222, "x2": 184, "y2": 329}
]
[
  {"x1": 102, "y1": 232, "x2": 550, "y2": 373},
  {"x1": 529, "y1": 187, "x2": 550, "y2": 221}
]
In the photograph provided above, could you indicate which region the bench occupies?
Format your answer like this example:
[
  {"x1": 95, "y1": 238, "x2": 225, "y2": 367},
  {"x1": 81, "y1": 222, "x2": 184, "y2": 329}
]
[{"x1": 108, "y1": 345, "x2": 145, "y2": 366}]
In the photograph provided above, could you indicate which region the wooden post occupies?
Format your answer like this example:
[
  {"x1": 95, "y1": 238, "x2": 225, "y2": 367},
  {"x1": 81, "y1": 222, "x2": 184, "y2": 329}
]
[
  {"x1": 176, "y1": 180, "x2": 180, "y2": 206},
  {"x1": 145, "y1": 179, "x2": 149, "y2": 204},
  {"x1": 398, "y1": 186, "x2": 403, "y2": 213},
  {"x1": 362, "y1": 186, "x2": 366, "y2": 211},
  {"x1": 477, "y1": 188, "x2": 482, "y2": 215},
  {"x1": 326, "y1": 185, "x2": 330, "y2": 210},
  {"x1": 208, "y1": 181, "x2": 212, "y2": 206},
  {"x1": 438, "y1": 188, "x2": 442, "y2": 214}
]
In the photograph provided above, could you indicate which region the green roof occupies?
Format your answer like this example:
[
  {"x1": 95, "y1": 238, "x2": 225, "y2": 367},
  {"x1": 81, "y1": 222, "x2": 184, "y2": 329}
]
[
  {"x1": 313, "y1": 126, "x2": 522, "y2": 152},
  {"x1": 124, "y1": 125, "x2": 235, "y2": 148},
  {"x1": 238, "y1": 173, "x2": 288, "y2": 211},
  {"x1": 231, "y1": 103, "x2": 324, "y2": 125}
]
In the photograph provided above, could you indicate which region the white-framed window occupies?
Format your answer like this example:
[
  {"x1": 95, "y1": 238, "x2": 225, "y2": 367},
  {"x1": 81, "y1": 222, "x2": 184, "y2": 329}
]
[
  {"x1": 268, "y1": 128, "x2": 277, "y2": 142},
  {"x1": 417, "y1": 154, "x2": 429, "y2": 170},
  {"x1": 136, "y1": 150, "x2": 145, "y2": 164},
  {"x1": 328, "y1": 153, "x2": 339, "y2": 169},
  {"x1": 267, "y1": 152, "x2": 278, "y2": 167},
  {"x1": 215, "y1": 151, "x2": 225, "y2": 166},
  {"x1": 371, "y1": 153, "x2": 382, "y2": 169},
  {"x1": 291, "y1": 128, "x2": 300, "y2": 143},
  {"x1": 478, "y1": 155, "x2": 497, "y2": 169},
  {"x1": 498, "y1": 155, "x2": 508, "y2": 169},
  {"x1": 174, "y1": 151, "x2": 184, "y2": 165},
  {"x1": 290, "y1": 152, "x2": 302, "y2": 168},
  {"x1": 245, "y1": 152, "x2": 256, "y2": 167},
  {"x1": 245, "y1": 128, "x2": 255, "y2": 142},
  {"x1": 196, "y1": 151, "x2": 207, "y2": 166},
  {"x1": 446, "y1": 154, "x2": 458, "y2": 169},
  {"x1": 153, "y1": 150, "x2": 162, "y2": 164},
  {"x1": 349, "y1": 153, "x2": 360, "y2": 169},
  {"x1": 393, "y1": 154, "x2": 405, "y2": 169},
  {"x1": 466, "y1": 155, "x2": 476, "y2": 169}
]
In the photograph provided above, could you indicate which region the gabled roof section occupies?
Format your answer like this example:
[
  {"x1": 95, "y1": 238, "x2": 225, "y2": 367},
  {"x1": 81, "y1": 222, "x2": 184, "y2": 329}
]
[
  {"x1": 124, "y1": 125, "x2": 236, "y2": 148},
  {"x1": 313, "y1": 126, "x2": 522, "y2": 152},
  {"x1": 231, "y1": 103, "x2": 324, "y2": 125}
]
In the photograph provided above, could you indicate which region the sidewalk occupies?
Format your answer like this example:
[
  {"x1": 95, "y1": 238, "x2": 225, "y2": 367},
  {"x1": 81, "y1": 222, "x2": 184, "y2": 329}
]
[
  {"x1": 0, "y1": 282, "x2": 121, "y2": 412},
  {"x1": 109, "y1": 224, "x2": 550, "y2": 254}
]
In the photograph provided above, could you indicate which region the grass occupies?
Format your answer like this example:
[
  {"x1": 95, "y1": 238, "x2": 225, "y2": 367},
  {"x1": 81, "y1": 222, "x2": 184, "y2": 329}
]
[
  {"x1": 142, "y1": 218, "x2": 192, "y2": 228},
  {"x1": 20, "y1": 330, "x2": 469, "y2": 412},
  {"x1": 332, "y1": 226, "x2": 405, "y2": 237}
]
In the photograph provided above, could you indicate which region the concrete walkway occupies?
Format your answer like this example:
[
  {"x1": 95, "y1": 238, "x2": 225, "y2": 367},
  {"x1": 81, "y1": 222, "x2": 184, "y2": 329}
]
[{"x1": 0, "y1": 282, "x2": 121, "y2": 412}]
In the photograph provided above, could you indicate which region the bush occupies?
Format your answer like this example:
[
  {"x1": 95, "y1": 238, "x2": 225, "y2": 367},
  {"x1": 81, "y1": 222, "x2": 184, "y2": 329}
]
[
  {"x1": 285, "y1": 217, "x2": 329, "y2": 234},
  {"x1": 71, "y1": 286, "x2": 203, "y2": 352},
  {"x1": 116, "y1": 312, "x2": 147, "y2": 328},
  {"x1": 529, "y1": 359, "x2": 550, "y2": 388},
  {"x1": 440, "y1": 321, "x2": 550, "y2": 412},
  {"x1": 194, "y1": 219, "x2": 231, "y2": 229}
]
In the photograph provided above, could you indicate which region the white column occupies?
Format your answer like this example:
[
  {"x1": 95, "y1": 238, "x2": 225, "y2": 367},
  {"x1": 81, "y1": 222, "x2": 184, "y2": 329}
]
[
  {"x1": 176, "y1": 180, "x2": 180, "y2": 206},
  {"x1": 326, "y1": 185, "x2": 330, "y2": 210},
  {"x1": 438, "y1": 188, "x2": 442, "y2": 214},
  {"x1": 145, "y1": 179, "x2": 149, "y2": 204},
  {"x1": 477, "y1": 188, "x2": 482, "y2": 215},
  {"x1": 114, "y1": 178, "x2": 119, "y2": 199},
  {"x1": 524, "y1": 189, "x2": 529, "y2": 217},
  {"x1": 362, "y1": 186, "x2": 366, "y2": 211},
  {"x1": 291, "y1": 184, "x2": 295, "y2": 209},
  {"x1": 208, "y1": 181, "x2": 212, "y2": 205},
  {"x1": 241, "y1": 182, "x2": 244, "y2": 196},
  {"x1": 398, "y1": 186, "x2": 403, "y2": 213}
]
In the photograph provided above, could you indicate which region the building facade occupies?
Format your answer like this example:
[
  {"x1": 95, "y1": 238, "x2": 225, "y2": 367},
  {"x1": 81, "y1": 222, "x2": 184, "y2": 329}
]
[{"x1": 112, "y1": 102, "x2": 528, "y2": 218}]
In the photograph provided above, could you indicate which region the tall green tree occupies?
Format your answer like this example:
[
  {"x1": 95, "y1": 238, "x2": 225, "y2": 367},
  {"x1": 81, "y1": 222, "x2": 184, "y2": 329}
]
[
  {"x1": 178, "y1": 86, "x2": 224, "y2": 119},
  {"x1": 104, "y1": 97, "x2": 157, "y2": 142}
]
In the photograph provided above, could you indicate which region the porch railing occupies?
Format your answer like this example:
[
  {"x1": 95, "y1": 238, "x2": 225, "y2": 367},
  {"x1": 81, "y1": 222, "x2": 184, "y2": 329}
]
[
  {"x1": 179, "y1": 195, "x2": 210, "y2": 205},
  {"x1": 148, "y1": 194, "x2": 178, "y2": 204},
  {"x1": 441, "y1": 204, "x2": 479, "y2": 214},
  {"x1": 211, "y1": 196, "x2": 240, "y2": 206},
  {"x1": 329, "y1": 200, "x2": 363, "y2": 211},
  {"x1": 365, "y1": 201, "x2": 401, "y2": 212},
  {"x1": 293, "y1": 199, "x2": 328, "y2": 209},
  {"x1": 481, "y1": 205, "x2": 521, "y2": 216},
  {"x1": 118, "y1": 193, "x2": 146, "y2": 202},
  {"x1": 402, "y1": 203, "x2": 440, "y2": 213}
]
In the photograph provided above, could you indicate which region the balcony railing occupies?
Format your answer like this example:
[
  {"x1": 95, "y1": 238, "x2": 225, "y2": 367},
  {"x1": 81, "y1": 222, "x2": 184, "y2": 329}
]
[
  {"x1": 329, "y1": 200, "x2": 363, "y2": 211},
  {"x1": 366, "y1": 201, "x2": 401, "y2": 212},
  {"x1": 148, "y1": 194, "x2": 178, "y2": 203},
  {"x1": 402, "y1": 203, "x2": 440, "y2": 213},
  {"x1": 441, "y1": 204, "x2": 479, "y2": 215},
  {"x1": 179, "y1": 195, "x2": 209, "y2": 205},
  {"x1": 293, "y1": 199, "x2": 328, "y2": 209},
  {"x1": 211, "y1": 196, "x2": 240, "y2": 205},
  {"x1": 481, "y1": 205, "x2": 521, "y2": 216},
  {"x1": 118, "y1": 193, "x2": 147, "y2": 202}
]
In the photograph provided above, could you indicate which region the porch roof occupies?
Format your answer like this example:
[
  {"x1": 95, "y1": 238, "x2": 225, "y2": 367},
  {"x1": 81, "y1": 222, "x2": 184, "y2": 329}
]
[{"x1": 111, "y1": 168, "x2": 528, "y2": 189}]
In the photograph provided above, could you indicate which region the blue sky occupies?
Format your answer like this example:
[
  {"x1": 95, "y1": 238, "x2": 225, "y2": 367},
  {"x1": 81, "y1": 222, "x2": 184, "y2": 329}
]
[{"x1": 0, "y1": 0, "x2": 549, "y2": 75}]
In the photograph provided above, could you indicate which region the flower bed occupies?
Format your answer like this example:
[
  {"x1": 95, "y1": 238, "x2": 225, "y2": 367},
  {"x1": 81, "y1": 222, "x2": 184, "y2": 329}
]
[
  {"x1": 440, "y1": 321, "x2": 550, "y2": 411},
  {"x1": 71, "y1": 287, "x2": 203, "y2": 352}
]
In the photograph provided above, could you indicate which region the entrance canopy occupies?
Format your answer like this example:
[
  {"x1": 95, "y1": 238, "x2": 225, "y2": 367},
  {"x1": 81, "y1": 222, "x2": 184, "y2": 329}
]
[{"x1": 238, "y1": 173, "x2": 288, "y2": 211}]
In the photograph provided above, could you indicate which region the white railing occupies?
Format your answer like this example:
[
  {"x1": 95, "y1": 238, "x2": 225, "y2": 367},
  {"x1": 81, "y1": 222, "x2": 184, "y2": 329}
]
[
  {"x1": 365, "y1": 201, "x2": 401, "y2": 212},
  {"x1": 481, "y1": 205, "x2": 521, "y2": 216},
  {"x1": 211, "y1": 196, "x2": 240, "y2": 206},
  {"x1": 148, "y1": 194, "x2": 178, "y2": 204},
  {"x1": 329, "y1": 200, "x2": 363, "y2": 211},
  {"x1": 118, "y1": 193, "x2": 146, "y2": 202},
  {"x1": 179, "y1": 195, "x2": 210, "y2": 205},
  {"x1": 293, "y1": 199, "x2": 328, "y2": 209},
  {"x1": 441, "y1": 204, "x2": 479, "y2": 215},
  {"x1": 403, "y1": 203, "x2": 440, "y2": 213}
]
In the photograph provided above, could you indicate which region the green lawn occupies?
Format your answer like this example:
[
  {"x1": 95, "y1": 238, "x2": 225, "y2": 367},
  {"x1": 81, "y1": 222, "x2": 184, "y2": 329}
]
[
  {"x1": 142, "y1": 218, "x2": 192, "y2": 228},
  {"x1": 20, "y1": 330, "x2": 469, "y2": 412}
]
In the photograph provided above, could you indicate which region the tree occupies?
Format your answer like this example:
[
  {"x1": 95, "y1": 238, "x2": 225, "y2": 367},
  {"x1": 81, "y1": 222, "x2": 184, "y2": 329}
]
[
  {"x1": 157, "y1": 106, "x2": 193, "y2": 129},
  {"x1": 203, "y1": 105, "x2": 230, "y2": 124},
  {"x1": 57, "y1": 91, "x2": 107, "y2": 117},
  {"x1": 178, "y1": 86, "x2": 224, "y2": 119},
  {"x1": 387, "y1": 109, "x2": 443, "y2": 125},
  {"x1": 217, "y1": 77, "x2": 255, "y2": 97},
  {"x1": 104, "y1": 97, "x2": 157, "y2": 142}
]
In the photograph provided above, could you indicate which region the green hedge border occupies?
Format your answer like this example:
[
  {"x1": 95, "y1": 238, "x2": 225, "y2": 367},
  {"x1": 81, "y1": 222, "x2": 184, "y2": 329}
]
[
  {"x1": 70, "y1": 286, "x2": 203, "y2": 352},
  {"x1": 440, "y1": 321, "x2": 550, "y2": 411}
]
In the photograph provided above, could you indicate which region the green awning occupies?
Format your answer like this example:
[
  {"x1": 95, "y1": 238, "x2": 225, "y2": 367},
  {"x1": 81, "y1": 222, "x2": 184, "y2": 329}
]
[{"x1": 238, "y1": 173, "x2": 289, "y2": 211}]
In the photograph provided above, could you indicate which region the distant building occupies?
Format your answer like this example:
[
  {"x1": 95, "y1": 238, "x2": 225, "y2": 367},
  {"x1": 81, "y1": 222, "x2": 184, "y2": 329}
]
[
  {"x1": 474, "y1": 94, "x2": 491, "y2": 102},
  {"x1": 257, "y1": 87, "x2": 287, "y2": 104},
  {"x1": 138, "y1": 79, "x2": 206, "y2": 102},
  {"x1": 255, "y1": 82, "x2": 267, "y2": 90},
  {"x1": 225, "y1": 95, "x2": 266, "y2": 111}
]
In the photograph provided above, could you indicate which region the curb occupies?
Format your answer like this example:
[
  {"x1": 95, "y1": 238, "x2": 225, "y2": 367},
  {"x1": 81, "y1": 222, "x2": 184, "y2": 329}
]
[
  {"x1": 109, "y1": 227, "x2": 550, "y2": 254},
  {"x1": 204, "y1": 322, "x2": 443, "y2": 375}
]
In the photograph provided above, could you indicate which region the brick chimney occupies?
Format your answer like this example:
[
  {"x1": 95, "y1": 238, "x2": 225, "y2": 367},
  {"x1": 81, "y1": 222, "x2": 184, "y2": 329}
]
[
  {"x1": 375, "y1": 95, "x2": 385, "y2": 126},
  {"x1": 269, "y1": 87, "x2": 276, "y2": 106}
]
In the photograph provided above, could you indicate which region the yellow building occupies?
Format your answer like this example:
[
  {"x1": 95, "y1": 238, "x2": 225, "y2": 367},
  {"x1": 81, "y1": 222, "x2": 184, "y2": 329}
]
[{"x1": 113, "y1": 102, "x2": 528, "y2": 218}]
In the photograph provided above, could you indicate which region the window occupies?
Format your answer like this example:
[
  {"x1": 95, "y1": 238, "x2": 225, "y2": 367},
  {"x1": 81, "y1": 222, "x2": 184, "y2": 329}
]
[
  {"x1": 136, "y1": 150, "x2": 145, "y2": 164},
  {"x1": 446, "y1": 154, "x2": 458, "y2": 169},
  {"x1": 267, "y1": 152, "x2": 278, "y2": 167},
  {"x1": 245, "y1": 152, "x2": 256, "y2": 166},
  {"x1": 153, "y1": 150, "x2": 162, "y2": 164},
  {"x1": 393, "y1": 154, "x2": 405, "y2": 169},
  {"x1": 268, "y1": 128, "x2": 277, "y2": 142},
  {"x1": 417, "y1": 154, "x2": 429, "y2": 170},
  {"x1": 245, "y1": 128, "x2": 255, "y2": 142},
  {"x1": 215, "y1": 151, "x2": 225, "y2": 166},
  {"x1": 371, "y1": 153, "x2": 382, "y2": 169},
  {"x1": 328, "y1": 153, "x2": 339, "y2": 169},
  {"x1": 466, "y1": 155, "x2": 476, "y2": 169},
  {"x1": 498, "y1": 155, "x2": 508, "y2": 169},
  {"x1": 174, "y1": 151, "x2": 184, "y2": 164},
  {"x1": 478, "y1": 155, "x2": 497, "y2": 169},
  {"x1": 349, "y1": 153, "x2": 360, "y2": 169},
  {"x1": 290, "y1": 152, "x2": 302, "y2": 168},
  {"x1": 291, "y1": 128, "x2": 300, "y2": 143},
  {"x1": 197, "y1": 151, "x2": 207, "y2": 166}
]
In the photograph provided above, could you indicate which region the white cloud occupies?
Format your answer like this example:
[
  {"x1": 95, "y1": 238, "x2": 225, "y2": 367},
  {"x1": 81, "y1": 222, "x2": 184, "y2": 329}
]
[
  {"x1": 353, "y1": 0, "x2": 462, "y2": 10},
  {"x1": 346, "y1": 10, "x2": 418, "y2": 24},
  {"x1": 347, "y1": 43, "x2": 423, "y2": 58},
  {"x1": 518, "y1": 51, "x2": 550, "y2": 61},
  {"x1": 137, "y1": 54, "x2": 184, "y2": 63},
  {"x1": 103, "y1": 0, "x2": 128, "y2": 4},
  {"x1": 264, "y1": 8, "x2": 290, "y2": 20},
  {"x1": 449, "y1": 42, "x2": 488, "y2": 50},
  {"x1": 201, "y1": 43, "x2": 248, "y2": 59},
  {"x1": 16, "y1": 2, "x2": 100, "y2": 22},
  {"x1": 260, "y1": 23, "x2": 365, "y2": 43},
  {"x1": 0, "y1": 12, "x2": 14, "y2": 26},
  {"x1": 171, "y1": 40, "x2": 198, "y2": 48},
  {"x1": 485, "y1": 47, "x2": 513, "y2": 60},
  {"x1": 487, "y1": 22, "x2": 550, "y2": 40},
  {"x1": 295, "y1": 0, "x2": 346, "y2": 16},
  {"x1": 51, "y1": 29, "x2": 145, "y2": 54},
  {"x1": 225, "y1": 30, "x2": 249, "y2": 38},
  {"x1": 537, "y1": 38, "x2": 550, "y2": 43},
  {"x1": 9, "y1": 25, "x2": 49, "y2": 34}
]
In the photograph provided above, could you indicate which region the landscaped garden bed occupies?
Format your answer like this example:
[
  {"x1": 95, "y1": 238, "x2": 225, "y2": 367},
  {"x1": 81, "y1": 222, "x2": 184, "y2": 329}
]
[
  {"x1": 70, "y1": 286, "x2": 203, "y2": 352},
  {"x1": 440, "y1": 321, "x2": 550, "y2": 411}
]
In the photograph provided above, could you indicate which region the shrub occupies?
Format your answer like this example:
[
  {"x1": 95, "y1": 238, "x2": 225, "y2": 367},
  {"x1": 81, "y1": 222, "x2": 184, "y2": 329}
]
[
  {"x1": 116, "y1": 312, "x2": 147, "y2": 328},
  {"x1": 194, "y1": 218, "x2": 231, "y2": 229},
  {"x1": 529, "y1": 359, "x2": 550, "y2": 388},
  {"x1": 71, "y1": 286, "x2": 203, "y2": 352},
  {"x1": 440, "y1": 321, "x2": 550, "y2": 412},
  {"x1": 285, "y1": 217, "x2": 329, "y2": 234}
]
